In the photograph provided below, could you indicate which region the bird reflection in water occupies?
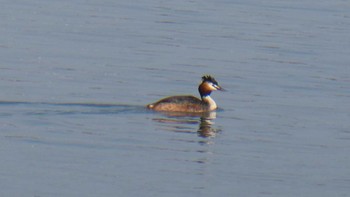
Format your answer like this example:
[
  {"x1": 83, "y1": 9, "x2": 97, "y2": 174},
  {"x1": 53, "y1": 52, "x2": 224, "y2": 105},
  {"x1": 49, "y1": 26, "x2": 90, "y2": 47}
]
[{"x1": 151, "y1": 111, "x2": 221, "y2": 138}]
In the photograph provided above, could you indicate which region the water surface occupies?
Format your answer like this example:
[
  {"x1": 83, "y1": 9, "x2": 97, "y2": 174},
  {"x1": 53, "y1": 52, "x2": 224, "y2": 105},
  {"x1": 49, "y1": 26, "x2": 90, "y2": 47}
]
[{"x1": 0, "y1": 0, "x2": 349, "y2": 196}]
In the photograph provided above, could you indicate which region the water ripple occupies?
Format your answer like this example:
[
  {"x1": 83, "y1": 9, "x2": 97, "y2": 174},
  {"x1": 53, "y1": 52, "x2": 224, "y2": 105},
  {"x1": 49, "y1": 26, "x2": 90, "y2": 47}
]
[{"x1": 0, "y1": 101, "x2": 148, "y2": 116}]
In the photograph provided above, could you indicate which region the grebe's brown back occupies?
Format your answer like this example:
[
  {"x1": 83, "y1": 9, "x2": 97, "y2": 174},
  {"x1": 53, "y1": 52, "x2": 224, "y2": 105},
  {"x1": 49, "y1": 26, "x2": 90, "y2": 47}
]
[{"x1": 147, "y1": 75, "x2": 223, "y2": 112}]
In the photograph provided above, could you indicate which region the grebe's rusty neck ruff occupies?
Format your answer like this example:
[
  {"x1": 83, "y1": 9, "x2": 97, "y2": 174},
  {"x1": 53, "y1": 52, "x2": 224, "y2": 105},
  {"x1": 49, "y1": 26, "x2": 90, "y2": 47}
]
[{"x1": 147, "y1": 75, "x2": 223, "y2": 112}]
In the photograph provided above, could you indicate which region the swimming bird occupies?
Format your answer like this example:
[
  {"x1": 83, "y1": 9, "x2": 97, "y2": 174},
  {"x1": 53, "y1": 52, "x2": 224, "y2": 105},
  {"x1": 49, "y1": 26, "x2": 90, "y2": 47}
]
[{"x1": 147, "y1": 75, "x2": 223, "y2": 112}]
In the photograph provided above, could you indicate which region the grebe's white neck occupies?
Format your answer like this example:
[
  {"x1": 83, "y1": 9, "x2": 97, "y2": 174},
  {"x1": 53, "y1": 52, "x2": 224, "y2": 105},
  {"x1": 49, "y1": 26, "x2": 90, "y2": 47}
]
[{"x1": 202, "y1": 95, "x2": 217, "y2": 111}]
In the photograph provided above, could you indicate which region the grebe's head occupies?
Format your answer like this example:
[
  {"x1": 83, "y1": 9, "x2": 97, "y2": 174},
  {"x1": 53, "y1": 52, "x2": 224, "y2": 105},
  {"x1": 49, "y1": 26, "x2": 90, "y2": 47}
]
[{"x1": 199, "y1": 75, "x2": 223, "y2": 97}]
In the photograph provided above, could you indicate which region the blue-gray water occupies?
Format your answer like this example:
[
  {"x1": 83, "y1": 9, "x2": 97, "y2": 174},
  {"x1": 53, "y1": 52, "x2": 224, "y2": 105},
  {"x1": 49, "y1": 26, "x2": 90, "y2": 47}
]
[{"x1": 1, "y1": 0, "x2": 349, "y2": 196}]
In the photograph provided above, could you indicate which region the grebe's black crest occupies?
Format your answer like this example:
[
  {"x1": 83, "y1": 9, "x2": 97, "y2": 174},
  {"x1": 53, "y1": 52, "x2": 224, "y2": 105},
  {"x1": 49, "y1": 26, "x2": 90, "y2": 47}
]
[{"x1": 202, "y1": 75, "x2": 218, "y2": 85}]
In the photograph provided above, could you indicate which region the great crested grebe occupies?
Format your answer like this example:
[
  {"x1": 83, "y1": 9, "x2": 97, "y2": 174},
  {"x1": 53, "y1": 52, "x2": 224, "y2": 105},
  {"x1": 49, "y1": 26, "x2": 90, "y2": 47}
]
[{"x1": 147, "y1": 75, "x2": 223, "y2": 112}]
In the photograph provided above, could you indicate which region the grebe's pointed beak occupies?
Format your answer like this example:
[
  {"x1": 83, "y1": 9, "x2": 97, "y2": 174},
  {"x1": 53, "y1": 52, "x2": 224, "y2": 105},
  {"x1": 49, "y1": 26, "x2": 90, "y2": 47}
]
[
  {"x1": 218, "y1": 86, "x2": 226, "y2": 91},
  {"x1": 213, "y1": 84, "x2": 225, "y2": 91}
]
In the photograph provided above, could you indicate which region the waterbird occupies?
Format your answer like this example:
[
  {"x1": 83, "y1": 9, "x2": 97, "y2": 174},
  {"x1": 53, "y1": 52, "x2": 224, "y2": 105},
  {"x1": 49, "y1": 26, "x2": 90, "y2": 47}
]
[{"x1": 147, "y1": 75, "x2": 223, "y2": 112}]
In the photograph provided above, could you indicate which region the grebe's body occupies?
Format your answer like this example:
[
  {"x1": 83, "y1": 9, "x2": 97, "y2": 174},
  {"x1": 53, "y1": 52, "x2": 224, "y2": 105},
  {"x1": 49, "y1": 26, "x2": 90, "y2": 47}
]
[{"x1": 147, "y1": 75, "x2": 223, "y2": 112}]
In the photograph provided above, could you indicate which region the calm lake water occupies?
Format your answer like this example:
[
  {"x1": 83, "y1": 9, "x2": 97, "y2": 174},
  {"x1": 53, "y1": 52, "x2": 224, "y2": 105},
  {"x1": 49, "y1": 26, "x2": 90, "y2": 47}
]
[{"x1": 1, "y1": 0, "x2": 349, "y2": 196}]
